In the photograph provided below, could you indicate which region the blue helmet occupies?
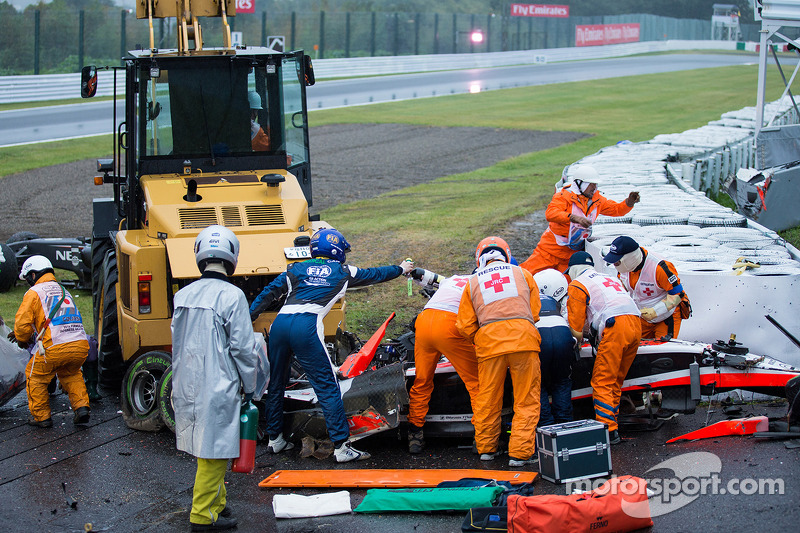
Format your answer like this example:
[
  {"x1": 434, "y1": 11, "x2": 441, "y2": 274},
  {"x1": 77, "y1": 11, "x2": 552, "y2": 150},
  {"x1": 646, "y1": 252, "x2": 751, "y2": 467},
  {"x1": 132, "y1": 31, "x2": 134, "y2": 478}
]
[{"x1": 310, "y1": 229, "x2": 351, "y2": 261}]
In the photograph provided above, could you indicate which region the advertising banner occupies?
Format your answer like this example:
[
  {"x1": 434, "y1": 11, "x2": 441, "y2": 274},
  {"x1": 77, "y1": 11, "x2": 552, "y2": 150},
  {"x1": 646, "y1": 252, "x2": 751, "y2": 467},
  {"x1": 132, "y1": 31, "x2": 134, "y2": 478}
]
[
  {"x1": 236, "y1": 0, "x2": 255, "y2": 14},
  {"x1": 575, "y1": 23, "x2": 640, "y2": 47},
  {"x1": 510, "y1": 4, "x2": 569, "y2": 18}
]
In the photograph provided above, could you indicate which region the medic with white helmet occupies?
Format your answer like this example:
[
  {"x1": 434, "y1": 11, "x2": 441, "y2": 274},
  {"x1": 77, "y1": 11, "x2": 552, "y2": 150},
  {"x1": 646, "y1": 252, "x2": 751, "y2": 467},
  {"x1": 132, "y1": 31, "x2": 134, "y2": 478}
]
[
  {"x1": 9, "y1": 255, "x2": 91, "y2": 428},
  {"x1": 520, "y1": 165, "x2": 640, "y2": 275},
  {"x1": 565, "y1": 252, "x2": 641, "y2": 445},
  {"x1": 456, "y1": 236, "x2": 541, "y2": 467},
  {"x1": 250, "y1": 228, "x2": 413, "y2": 463},
  {"x1": 603, "y1": 235, "x2": 691, "y2": 340},
  {"x1": 405, "y1": 267, "x2": 480, "y2": 454}
]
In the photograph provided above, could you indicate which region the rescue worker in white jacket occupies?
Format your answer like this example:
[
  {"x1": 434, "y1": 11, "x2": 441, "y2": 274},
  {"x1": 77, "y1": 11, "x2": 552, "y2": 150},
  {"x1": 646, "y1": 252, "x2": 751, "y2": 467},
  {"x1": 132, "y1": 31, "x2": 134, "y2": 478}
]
[
  {"x1": 171, "y1": 225, "x2": 258, "y2": 532},
  {"x1": 603, "y1": 235, "x2": 691, "y2": 340}
]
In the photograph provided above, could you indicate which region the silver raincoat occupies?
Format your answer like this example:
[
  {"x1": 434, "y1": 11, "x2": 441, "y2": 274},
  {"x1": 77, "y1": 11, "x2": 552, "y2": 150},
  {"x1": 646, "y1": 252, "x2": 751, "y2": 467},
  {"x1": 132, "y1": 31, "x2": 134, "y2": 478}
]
[{"x1": 171, "y1": 274, "x2": 258, "y2": 459}]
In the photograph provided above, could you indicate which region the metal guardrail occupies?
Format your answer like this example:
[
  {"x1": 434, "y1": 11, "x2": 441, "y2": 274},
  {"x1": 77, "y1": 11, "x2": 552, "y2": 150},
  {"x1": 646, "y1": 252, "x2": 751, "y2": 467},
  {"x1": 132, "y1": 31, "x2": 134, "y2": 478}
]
[{"x1": 0, "y1": 39, "x2": 738, "y2": 104}]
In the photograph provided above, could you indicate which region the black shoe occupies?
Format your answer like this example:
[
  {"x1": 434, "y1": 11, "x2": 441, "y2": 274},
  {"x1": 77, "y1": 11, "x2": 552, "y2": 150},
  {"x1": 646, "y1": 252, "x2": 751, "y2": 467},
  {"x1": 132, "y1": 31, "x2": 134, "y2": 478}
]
[
  {"x1": 191, "y1": 516, "x2": 238, "y2": 531},
  {"x1": 28, "y1": 418, "x2": 53, "y2": 428},
  {"x1": 219, "y1": 507, "x2": 232, "y2": 518},
  {"x1": 73, "y1": 406, "x2": 90, "y2": 425},
  {"x1": 609, "y1": 430, "x2": 621, "y2": 445},
  {"x1": 408, "y1": 426, "x2": 425, "y2": 454}
]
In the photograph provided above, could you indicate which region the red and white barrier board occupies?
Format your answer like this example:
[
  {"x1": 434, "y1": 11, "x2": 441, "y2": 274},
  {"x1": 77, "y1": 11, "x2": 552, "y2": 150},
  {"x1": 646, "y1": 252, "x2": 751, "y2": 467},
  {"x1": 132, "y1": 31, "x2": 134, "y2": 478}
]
[
  {"x1": 510, "y1": 4, "x2": 569, "y2": 18},
  {"x1": 575, "y1": 23, "x2": 640, "y2": 47}
]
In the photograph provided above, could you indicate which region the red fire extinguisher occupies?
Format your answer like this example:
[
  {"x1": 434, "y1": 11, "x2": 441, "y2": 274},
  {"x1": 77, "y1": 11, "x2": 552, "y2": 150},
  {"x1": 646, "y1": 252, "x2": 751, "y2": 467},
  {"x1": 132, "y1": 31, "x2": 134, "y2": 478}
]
[{"x1": 231, "y1": 401, "x2": 259, "y2": 473}]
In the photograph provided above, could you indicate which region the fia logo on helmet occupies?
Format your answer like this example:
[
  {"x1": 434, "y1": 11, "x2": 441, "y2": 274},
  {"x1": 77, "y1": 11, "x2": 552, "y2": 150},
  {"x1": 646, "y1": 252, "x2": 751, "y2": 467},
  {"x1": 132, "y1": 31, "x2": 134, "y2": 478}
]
[{"x1": 326, "y1": 234, "x2": 339, "y2": 244}]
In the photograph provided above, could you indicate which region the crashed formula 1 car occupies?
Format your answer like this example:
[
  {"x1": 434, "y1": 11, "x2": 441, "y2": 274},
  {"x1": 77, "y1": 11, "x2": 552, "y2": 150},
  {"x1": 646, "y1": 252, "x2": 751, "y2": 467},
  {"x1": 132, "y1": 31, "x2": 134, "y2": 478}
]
[{"x1": 281, "y1": 305, "x2": 800, "y2": 445}]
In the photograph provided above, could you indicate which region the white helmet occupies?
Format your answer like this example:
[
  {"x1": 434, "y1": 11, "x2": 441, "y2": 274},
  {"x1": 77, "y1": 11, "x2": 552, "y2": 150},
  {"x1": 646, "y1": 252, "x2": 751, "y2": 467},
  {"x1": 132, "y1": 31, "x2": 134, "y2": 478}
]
[
  {"x1": 20, "y1": 255, "x2": 53, "y2": 285},
  {"x1": 248, "y1": 91, "x2": 263, "y2": 110},
  {"x1": 571, "y1": 164, "x2": 599, "y2": 184},
  {"x1": 533, "y1": 268, "x2": 568, "y2": 304},
  {"x1": 194, "y1": 225, "x2": 240, "y2": 276}
]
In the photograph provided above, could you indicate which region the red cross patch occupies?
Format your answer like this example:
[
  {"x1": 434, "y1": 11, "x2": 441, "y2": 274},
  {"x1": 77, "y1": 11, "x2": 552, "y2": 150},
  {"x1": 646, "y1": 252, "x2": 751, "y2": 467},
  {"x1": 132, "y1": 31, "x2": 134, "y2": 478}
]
[
  {"x1": 642, "y1": 287, "x2": 654, "y2": 297},
  {"x1": 484, "y1": 272, "x2": 511, "y2": 293}
]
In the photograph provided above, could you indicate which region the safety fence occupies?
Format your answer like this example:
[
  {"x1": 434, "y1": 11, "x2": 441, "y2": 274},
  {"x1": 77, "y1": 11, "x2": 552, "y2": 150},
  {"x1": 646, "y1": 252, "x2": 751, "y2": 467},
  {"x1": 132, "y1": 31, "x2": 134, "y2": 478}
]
[
  {"x1": 0, "y1": 39, "x2": 742, "y2": 104},
  {"x1": 0, "y1": 8, "x2": 767, "y2": 76}
]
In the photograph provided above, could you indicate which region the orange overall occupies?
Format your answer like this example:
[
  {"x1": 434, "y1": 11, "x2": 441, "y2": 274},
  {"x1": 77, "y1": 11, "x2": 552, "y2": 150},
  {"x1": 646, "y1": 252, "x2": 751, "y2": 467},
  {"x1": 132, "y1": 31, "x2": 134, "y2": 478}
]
[
  {"x1": 521, "y1": 185, "x2": 633, "y2": 275},
  {"x1": 14, "y1": 273, "x2": 89, "y2": 422},
  {"x1": 568, "y1": 271, "x2": 641, "y2": 432},
  {"x1": 408, "y1": 308, "x2": 480, "y2": 428},
  {"x1": 618, "y1": 248, "x2": 690, "y2": 340},
  {"x1": 457, "y1": 262, "x2": 541, "y2": 461}
]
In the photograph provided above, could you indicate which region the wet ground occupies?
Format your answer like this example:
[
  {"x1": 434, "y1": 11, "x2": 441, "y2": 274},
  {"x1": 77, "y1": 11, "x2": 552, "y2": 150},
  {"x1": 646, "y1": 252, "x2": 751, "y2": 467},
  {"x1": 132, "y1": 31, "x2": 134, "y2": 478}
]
[{"x1": 1, "y1": 388, "x2": 798, "y2": 533}]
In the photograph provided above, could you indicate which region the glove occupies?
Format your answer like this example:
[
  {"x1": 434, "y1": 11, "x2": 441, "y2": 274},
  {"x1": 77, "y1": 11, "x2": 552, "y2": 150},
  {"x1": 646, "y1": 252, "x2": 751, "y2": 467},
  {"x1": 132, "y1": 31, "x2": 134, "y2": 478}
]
[
  {"x1": 640, "y1": 307, "x2": 657, "y2": 321},
  {"x1": 410, "y1": 267, "x2": 426, "y2": 281},
  {"x1": 6, "y1": 330, "x2": 14, "y2": 343},
  {"x1": 569, "y1": 214, "x2": 592, "y2": 228},
  {"x1": 250, "y1": 311, "x2": 260, "y2": 322},
  {"x1": 399, "y1": 260, "x2": 414, "y2": 275},
  {"x1": 243, "y1": 392, "x2": 254, "y2": 403},
  {"x1": 626, "y1": 191, "x2": 641, "y2": 207}
]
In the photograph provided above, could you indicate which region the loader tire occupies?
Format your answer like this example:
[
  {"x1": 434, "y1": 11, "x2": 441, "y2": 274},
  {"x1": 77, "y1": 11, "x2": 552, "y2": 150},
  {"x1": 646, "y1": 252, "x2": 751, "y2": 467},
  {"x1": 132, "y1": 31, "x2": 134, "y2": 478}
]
[
  {"x1": 157, "y1": 365, "x2": 175, "y2": 433},
  {"x1": 121, "y1": 351, "x2": 170, "y2": 432},
  {"x1": 97, "y1": 251, "x2": 125, "y2": 388},
  {"x1": 91, "y1": 237, "x2": 113, "y2": 328},
  {"x1": 0, "y1": 243, "x2": 18, "y2": 293}
]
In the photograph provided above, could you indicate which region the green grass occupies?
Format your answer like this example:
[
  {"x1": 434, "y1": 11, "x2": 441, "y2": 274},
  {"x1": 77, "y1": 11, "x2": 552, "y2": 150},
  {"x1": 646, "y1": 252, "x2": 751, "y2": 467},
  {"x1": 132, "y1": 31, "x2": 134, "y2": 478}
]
[
  {"x1": 1, "y1": 63, "x2": 797, "y2": 337},
  {"x1": 0, "y1": 95, "x2": 116, "y2": 112},
  {"x1": 0, "y1": 135, "x2": 114, "y2": 177}
]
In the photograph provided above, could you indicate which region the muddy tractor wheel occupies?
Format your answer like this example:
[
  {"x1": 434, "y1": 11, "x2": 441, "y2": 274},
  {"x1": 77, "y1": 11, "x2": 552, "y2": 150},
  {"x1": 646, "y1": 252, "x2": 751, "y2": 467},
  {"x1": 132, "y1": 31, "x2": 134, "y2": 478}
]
[
  {"x1": 0, "y1": 243, "x2": 18, "y2": 293},
  {"x1": 91, "y1": 237, "x2": 113, "y2": 324},
  {"x1": 96, "y1": 250, "x2": 125, "y2": 388},
  {"x1": 121, "y1": 351, "x2": 170, "y2": 432},
  {"x1": 157, "y1": 365, "x2": 175, "y2": 433}
]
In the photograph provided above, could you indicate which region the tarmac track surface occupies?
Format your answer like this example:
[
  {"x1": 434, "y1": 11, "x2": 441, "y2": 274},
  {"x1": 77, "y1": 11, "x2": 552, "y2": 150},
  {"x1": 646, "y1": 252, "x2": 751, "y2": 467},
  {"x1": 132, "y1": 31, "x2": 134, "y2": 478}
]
[{"x1": 1, "y1": 125, "x2": 798, "y2": 531}]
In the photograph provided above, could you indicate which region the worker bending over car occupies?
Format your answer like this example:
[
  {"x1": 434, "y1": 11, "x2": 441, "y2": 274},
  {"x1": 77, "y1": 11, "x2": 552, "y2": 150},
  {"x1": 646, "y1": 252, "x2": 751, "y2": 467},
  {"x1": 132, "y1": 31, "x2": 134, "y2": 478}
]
[
  {"x1": 603, "y1": 236, "x2": 691, "y2": 340},
  {"x1": 10, "y1": 256, "x2": 90, "y2": 428},
  {"x1": 565, "y1": 252, "x2": 641, "y2": 445},
  {"x1": 250, "y1": 228, "x2": 413, "y2": 463},
  {"x1": 456, "y1": 236, "x2": 541, "y2": 467},
  {"x1": 533, "y1": 269, "x2": 576, "y2": 426},
  {"x1": 406, "y1": 268, "x2": 480, "y2": 454},
  {"x1": 520, "y1": 165, "x2": 640, "y2": 275}
]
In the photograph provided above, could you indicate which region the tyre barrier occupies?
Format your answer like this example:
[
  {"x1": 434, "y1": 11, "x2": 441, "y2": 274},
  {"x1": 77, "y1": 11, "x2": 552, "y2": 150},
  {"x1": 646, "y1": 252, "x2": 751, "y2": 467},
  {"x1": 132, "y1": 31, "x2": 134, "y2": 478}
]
[
  {"x1": 647, "y1": 237, "x2": 719, "y2": 250},
  {"x1": 741, "y1": 264, "x2": 800, "y2": 276},
  {"x1": 672, "y1": 261, "x2": 734, "y2": 274},
  {"x1": 650, "y1": 225, "x2": 708, "y2": 240},
  {"x1": 687, "y1": 211, "x2": 747, "y2": 228},
  {"x1": 631, "y1": 214, "x2": 690, "y2": 226},
  {"x1": 591, "y1": 235, "x2": 656, "y2": 249},
  {"x1": 594, "y1": 214, "x2": 633, "y2": 224},
  {"x1": 719, "y1": 243, "x2": 791, "y2": 256},
  {"x1": 588, "y1": 223, "x2": 644, "y2": 238}
]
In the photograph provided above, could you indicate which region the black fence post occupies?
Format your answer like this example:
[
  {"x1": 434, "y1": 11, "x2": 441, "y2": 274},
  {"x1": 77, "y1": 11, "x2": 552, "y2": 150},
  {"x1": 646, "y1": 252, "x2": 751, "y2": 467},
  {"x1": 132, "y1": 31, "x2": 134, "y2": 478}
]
[
  {"x1": 433, "y1": 13, "x2": 439, "y2": 54},
  {"x1": 470, "y1": 14, "x2": 475, "y2": 53},
  {"x1": 452, "y1": 13, "x2": 457, "y2": 53},
  {"x1": 393, "y1": 12, "x2": 399, "y2": 56},
  {"x1": 79, "y1": 10, "x2": 85, "y2": 72},
  {"x1": 487, "y1": 13, "x2": 492, "y2": 53},
  {"x1": 370, "y1": 12, "x2": 375, "y2": 56},
  {"x1": 34, "y1": 10, "x2": 40, "y2": 75},
  {"x1": 120, "y1": 10, "x2": 127, "y2": 61},
  {"x1": 290, "y1": 12, "x2": 296, "y2": 51},
  {"x1": 319, "y1": 11, "x2": 325, "y2": 59},
  {"x1": 261, "y1": 11, "x2": 266, "y2": 47},
  {"x1": 413, "y1": 13, "x2": 419, "y2": 55},
  {"x1": 345, "y1": 12, "x2": 351, "y2": 58}
]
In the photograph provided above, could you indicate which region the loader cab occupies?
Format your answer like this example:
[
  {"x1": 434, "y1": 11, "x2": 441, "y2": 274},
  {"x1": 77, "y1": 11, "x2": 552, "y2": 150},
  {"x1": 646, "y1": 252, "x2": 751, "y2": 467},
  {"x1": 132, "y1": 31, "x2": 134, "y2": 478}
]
[{"x1": 123, "y1": 49, "x2": 314, "y2": 226}]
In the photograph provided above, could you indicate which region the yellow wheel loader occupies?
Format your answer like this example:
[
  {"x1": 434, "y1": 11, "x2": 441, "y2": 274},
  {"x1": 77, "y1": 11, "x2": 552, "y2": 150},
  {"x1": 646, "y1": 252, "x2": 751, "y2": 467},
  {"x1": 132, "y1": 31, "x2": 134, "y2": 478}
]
[{"x1": 82, "y1": 0, "x2": 347, "y2": 431}]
